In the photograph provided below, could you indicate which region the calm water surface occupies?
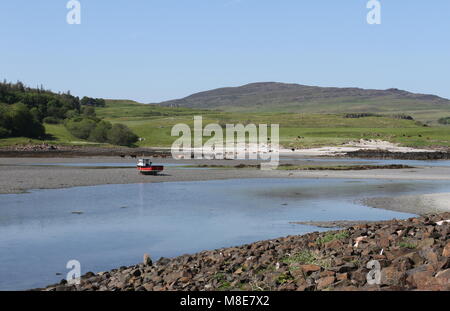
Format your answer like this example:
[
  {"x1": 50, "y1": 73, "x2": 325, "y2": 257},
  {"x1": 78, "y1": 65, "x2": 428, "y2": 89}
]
[{"x1": 1, "y1": 177, "x2": 449, "y2": 290}]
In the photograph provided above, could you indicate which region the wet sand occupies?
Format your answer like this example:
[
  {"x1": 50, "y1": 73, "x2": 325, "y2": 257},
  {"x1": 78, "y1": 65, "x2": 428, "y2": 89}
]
[
  {"x1": 2, "y1": 156, "x2": 450, "y2": 215},
  {"x1": 362, "y1": 193, "x2": 450, "y2": 215}
]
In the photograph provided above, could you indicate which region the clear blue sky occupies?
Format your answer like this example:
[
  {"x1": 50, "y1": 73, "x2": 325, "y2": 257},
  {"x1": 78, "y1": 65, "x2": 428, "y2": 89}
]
[{"x1": 1, "y1": 0, "x2": 449, "y2": 102}]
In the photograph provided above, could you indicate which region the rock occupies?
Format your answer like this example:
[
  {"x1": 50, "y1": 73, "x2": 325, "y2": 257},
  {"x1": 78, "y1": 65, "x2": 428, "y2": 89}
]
[
  {"x1": 143, "y1": 283, "x2": 154, "y2": 291},
  {"x1": 417, "y1": 238, "x2": 435, "y2": 249},
  {"x1": 316, "y1": 276, "x2": 335, "y2": 290},
  {"x1": 443, "y1": 242, "x2": 450, "y2": 257},
  {"x1": 324, "y1": 240, "x2": 344, "y2": 249},
  {"x1": 336, "y1": 273, "x2": 348, "y2": 281},
  {"x1": 419, "y1": 248, "x2": 439, "y2": 266},
  {"x1": 337, "y1": 263, "x2": 357, "y2": 273},
  {"x1": 300, "y1": 264, "x2": 321, "y2": 274},
  {"x1": 35, "y1": 212, "x2": 450, "y2": 292},
  {"x1": 131, "y1": 269, "x2": 141, "y2": 277},
  {"x1": 156, "y1": 257, "x2": 170, "y2": 266},
  {"x1": 435, "y1": 268, "x2": 450, "y2": 280},
  {"x1": 381, "y1": 266, "x2": 406, "y2": 286},
  {"x1": 406, "y1": 264, "x2": 435, "y2": 288},
  {"x1": 143, "y1": 253, "x2": 152, "y2": 266}
]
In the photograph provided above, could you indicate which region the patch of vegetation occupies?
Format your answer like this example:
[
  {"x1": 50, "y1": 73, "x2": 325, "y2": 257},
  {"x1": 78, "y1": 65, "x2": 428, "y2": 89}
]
[
  {"x1": 316, "y1": 231, "x2": 350, "y2": 246},
  {"x1": 344, "y1": 113, "x2": 381, "y2": 118},
  {"x1": 438, "y1": 117, "x2": 450, "y2": 125},
  {"x1": 277, "y1": 273, "x2": 294, "y2": 285},
  {"x1": 0, "y1": 81, "x2": 139, "y2": 147},
  {"x1": 218, "y1": 281, "x2": 232, "y2": 290},
  {"x1": 0, "y1": 103, "x2": 45, "y2": 138},
  {"x1": 399, "y1": 238, "x2": 417, "y2": 249},
  {"x1": 4, "y1": 89, "x2": 450, "y2": 149},
  {"x1": 80, "y1": 96, "x2": 106, "y2": 107},
  {"x1": 157, "y1": 82, "x2": 450, "y2": 121},
  {"x1": 0, "y1": 81, "x2": 80, "y2": 139},
  {"x1": 65, "y1": 116, "x2": 138, "y2": 147},
  {"x1": 282, "y1": 250, "x2": 331, "y2": 268}
]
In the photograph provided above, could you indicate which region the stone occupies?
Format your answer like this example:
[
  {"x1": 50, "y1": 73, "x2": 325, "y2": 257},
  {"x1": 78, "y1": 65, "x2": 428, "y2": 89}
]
[
  {"x1": 337, "y1": 263, "x2": 357, "y2": 273},
  {"x1": 35, "y1": 213, "x2": 450, "y2": 292},
  {"x1": 419, "y1": 248, "x2": 439, "y2": 265},
  {"x1": 417, "y1": 238, "x2": 435, "y2": 249},
  {"x1": 131, "y1": 269, "x2": 141, "y2": 277},
  {"x1": 300, "y1": 264, "x2": 321, "y2": 273},
  {"x1": 336, "y1": 273, "x2": 348, "y2": 281},
  {"x1": 143, "y1": 253, "x2": 153, "y2": 266},
  {"x1": 406, "y1": 265, "x2": 435, "y2": 289},
  {"x1": 435, "y1": 268, "x2": 450, "y2": 280},
  {"x1": 381, "y1": 266, "x2": 406, "y2": 286},
  {"x1": 443, "y1": 242, "x2": 450, "y2": 257},
  {"x1": 316, "y1": 276, "x2": 335, "y2": 290},
  {"x1": 324, "y1": 240, "x2": 344, "y2": 249}
]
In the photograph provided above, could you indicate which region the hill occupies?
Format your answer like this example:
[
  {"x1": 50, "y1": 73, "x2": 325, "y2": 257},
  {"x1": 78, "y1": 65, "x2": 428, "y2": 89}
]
[{"x1": 157, "y1": 82, "x2": 450, "y2": 122}]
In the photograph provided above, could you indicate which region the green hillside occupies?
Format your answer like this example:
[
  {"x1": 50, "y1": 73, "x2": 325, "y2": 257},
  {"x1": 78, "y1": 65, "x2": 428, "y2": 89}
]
[
  {"x1": 157, "y1": 82, "x2": 450, "y2": 124},
  {"x1": 3, "y1": 87, "x2": 450, "y2": 149},
  {"x1": 87, "y1": 100, "x2": 450, "y2": 149}
]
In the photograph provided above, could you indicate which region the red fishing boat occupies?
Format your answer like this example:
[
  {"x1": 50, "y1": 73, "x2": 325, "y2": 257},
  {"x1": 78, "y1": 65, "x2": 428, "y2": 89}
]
[{"x1": 137, "y1": 159, "x2": 164, "y2": 175}]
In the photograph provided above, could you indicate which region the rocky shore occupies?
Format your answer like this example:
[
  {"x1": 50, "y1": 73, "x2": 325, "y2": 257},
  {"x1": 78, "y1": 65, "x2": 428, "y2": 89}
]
[
  {"x1": 0, "y1": 145, "x2": 172, "y2": 158},
  {"x1": 345, "y1": 150, "x2": 450, "y2": 160},
  {"x1": 39, "y1": 213, "x2": 450, "y2": 291}
]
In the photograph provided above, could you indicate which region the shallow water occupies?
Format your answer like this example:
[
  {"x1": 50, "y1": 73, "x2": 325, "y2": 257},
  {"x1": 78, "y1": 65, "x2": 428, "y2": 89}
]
[
  {"x1": 1, "y1": 178, "x2": 449, "y2": 290},
  {"x1": 287, "y1": 157, "x2": 450, "y2": 167},
  {"x1": 20, "y1": 162, "x2": 185, "y2": 168}
]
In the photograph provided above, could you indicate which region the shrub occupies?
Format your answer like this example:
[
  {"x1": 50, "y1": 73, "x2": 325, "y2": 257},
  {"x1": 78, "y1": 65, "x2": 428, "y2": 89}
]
[
  {"x1": 88, "y1": 120, "x2": 112, "y2": 143},
  {"x1": 393, "y1": 114, "x2": 414, "y2": 120},
  {"x1": 8, "y1": 103, "x2": 45, "y2": 138},
  {"x1": 82, "y1": 106, "x2": 96, "y2": 117},
  {"x1": 65, "y1": 118, "x2": 97, "y2": 139},
  {"x1": 438, "y1": 117, "x2": 450, "y2": 125},
  {"x1": 80, "y1": 97, "x2": 106, "y2": 107},
  {"x1": 344, "y1": 113, "x2": 379, "y2": 119},
  {"x1": 43, "y1": 116, "x2": 62, "y2": 124},
  {"x1": 106, "y1": 124, "x2": 138, "y2": 146},
  {"x1": 0, "y1": 126, "x2": 11, "y2": 138}
]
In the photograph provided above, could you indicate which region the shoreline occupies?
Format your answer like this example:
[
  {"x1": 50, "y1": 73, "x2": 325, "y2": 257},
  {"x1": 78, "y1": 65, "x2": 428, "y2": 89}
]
[
  {"x1": 362, "y1": 193, "x2": 450, "y2": 215},
  {"x1": 2, "y1": 156, "x2": 450, "y2": 216},
  {"x1": 1, "y1": 139, "x2": 449, "y2": 159},
  {"x1": 36, "y1": 213, "x2": 450, "y2": 291}
]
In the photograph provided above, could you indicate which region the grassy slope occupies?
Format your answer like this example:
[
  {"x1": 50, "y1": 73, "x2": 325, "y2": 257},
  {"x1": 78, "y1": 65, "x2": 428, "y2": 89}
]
[
  {"x1": 157, "y1": 83, "x2": 450, "y2": 124},
  {"x1": 0, "y1": 124, "x2": 110, "y2": 147},
  {"x1": 97, "y1": 100, "x2": 450, "y2": 149},
  {"x1": 2, "y1": 100, "x2": 450, "y2": 149}
]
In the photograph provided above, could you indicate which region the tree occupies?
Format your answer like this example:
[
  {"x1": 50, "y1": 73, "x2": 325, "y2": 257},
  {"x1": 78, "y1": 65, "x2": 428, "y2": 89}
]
[
  {"x1": 65, "y1": 118, "x2": 97, "y2": 139},
  {"x1": 106, "y1": 124, "x2": 138, "y2": 146},
  {"x1": 8, "y1": 103, "x2": 45, "y2": 138},
  {"x1": 81, "y1": 96, "x2": 106, "y2": 107},
  {"x1": 88, "y1": 120, "x2": 112, "y2": 143},
  {"x1": 438, "y1": 117, "x2": 450, "y2": 125},
  {"x1": 82, "y1": 106, "x2": 96, "y2": 117}
]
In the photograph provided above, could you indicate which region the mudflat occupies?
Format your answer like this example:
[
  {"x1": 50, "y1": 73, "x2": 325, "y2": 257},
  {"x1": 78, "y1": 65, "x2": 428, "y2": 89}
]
[{"x1": 2, "y1": 156, "x2": 450, "y2": 215}]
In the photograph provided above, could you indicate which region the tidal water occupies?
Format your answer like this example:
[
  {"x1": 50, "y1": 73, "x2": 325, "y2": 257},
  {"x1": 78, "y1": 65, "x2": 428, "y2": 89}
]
[{"x1": 1, "y1": 177, "x2": 449, "y2": 290}]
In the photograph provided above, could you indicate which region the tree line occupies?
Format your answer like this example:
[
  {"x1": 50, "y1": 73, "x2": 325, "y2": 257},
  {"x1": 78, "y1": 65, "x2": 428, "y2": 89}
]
[{"x1": 0, "y1": 81, "x2": 138, "y2": 146}]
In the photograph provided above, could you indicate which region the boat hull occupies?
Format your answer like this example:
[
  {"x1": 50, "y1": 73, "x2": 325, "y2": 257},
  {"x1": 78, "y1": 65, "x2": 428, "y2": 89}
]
[{"x1": 137, "y1": 166, "x2": 164, "y2": 175}]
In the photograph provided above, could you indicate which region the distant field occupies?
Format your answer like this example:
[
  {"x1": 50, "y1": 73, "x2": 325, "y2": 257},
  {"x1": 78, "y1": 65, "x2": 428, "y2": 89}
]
[
  {"x1": 96, "y1": 100, "x2": 450, "y2": 149},
  {"x1": 157, "y1": 82, "x2": 450, "y2": 125},
  {"x1": 2, "y1": 100, "x2": 450, "y2": 149}
]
